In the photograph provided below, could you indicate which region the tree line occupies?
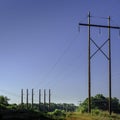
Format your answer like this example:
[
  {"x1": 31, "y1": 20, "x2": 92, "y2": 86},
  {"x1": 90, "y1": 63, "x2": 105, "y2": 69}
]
[
  {"x1": 0, "y1": 95, "x2": 76, "y2": 112},
  {"x1": 1, "y1": 94, "x2": 119, "y2": 114},
  {"x1": 77, "y1": 94, "x2": 120, "y2": 113}
]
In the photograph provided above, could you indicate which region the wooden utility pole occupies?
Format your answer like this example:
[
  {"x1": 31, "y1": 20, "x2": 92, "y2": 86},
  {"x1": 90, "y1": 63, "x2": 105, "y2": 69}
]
[
  {"x1": 39, "y1": 89, "x2": 41, "y2": 110},
  {"x1": 108, "y1": 16, "x2": 112, "y2": 115},
  {"x1": 88, "y1": 12, "x2": 91, "y2": 113},
  {"x1": 44, "y1": 89, "x2": 46, "y2": 105},
  {"x1": 31, "y1": 89, "x2": 34, "y2": 109},
  {"x1": 26, "y1": 89, "x2": 29, "y2": 109},
  {"x1": 49, "y1": 89, "x2": 51, "y2": 110},
  {"x1": 79, "y1": 12, "x2": 120, "y2": 115},
  {"x1": 21, "y1": 89, "x2": 23, "y2": 105}
]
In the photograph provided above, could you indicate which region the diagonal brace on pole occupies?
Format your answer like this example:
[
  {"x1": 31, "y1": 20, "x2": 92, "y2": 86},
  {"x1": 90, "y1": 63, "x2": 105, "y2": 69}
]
[{"x1": 90, "y1": 38, "x2": 109, "y2": 60}]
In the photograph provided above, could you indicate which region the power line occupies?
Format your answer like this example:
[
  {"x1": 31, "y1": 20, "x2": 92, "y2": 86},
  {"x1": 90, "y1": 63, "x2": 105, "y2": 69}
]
[{"x1": 34, "y1": 33, "x2": 80, "y2": 88}]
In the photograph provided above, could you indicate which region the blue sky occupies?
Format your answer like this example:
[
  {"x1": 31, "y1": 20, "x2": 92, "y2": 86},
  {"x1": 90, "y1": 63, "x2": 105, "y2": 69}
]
[{"x1": 0, "y1": 0, "x2": 120, "y2": 105}]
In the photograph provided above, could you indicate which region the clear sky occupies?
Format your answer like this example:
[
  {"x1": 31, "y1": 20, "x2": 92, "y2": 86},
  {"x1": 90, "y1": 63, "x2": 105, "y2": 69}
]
[{"x1": 0, "y1": 0, "x2": 120, "y2": 105}]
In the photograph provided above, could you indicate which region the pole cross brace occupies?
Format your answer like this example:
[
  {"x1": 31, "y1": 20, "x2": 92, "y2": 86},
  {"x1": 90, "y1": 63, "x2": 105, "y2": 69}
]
[{"x1": 90, "y1": 38, "x2": 109, "y2": 60}]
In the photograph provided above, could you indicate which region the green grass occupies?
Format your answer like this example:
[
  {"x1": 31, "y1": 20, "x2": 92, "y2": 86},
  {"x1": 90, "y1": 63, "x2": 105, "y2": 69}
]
[{"x1": 66, "y1": 111, "x2": 120, "y2": 120}]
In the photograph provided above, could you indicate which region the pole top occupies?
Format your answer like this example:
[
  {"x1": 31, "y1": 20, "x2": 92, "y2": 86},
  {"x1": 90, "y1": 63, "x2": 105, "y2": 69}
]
[
  {"x1": 88, "y1": 11, "x2": 90, "y2": 17},
  {"x1": 108, "y1": 16, "x2": 110, "y2": 20}
]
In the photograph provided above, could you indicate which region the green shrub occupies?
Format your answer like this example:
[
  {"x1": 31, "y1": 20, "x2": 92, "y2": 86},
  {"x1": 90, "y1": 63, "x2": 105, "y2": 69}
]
[
  {"x1": 53, "y1": 109, "x2": 66, "y2": 116},
  {"x1": 92, "y1": 109, "x2": 100, "y2": 115},
  {"x1": 0, "y1": 104, "x2": 7, "y2": 110},
  {"x1": 48, "y1": 109, "x2": 66, "y2": 120}
]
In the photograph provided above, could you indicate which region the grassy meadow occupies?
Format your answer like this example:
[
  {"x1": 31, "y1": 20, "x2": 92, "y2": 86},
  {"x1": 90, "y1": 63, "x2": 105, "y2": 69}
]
[{"x1": 66, "y1": 112, "x2": 120, "y2": 120}]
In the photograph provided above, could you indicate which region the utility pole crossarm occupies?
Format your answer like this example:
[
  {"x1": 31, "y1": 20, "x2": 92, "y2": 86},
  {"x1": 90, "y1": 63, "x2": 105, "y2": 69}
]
[{"x1": 79, "y1": 23, "x2": 120, "y2": 29}]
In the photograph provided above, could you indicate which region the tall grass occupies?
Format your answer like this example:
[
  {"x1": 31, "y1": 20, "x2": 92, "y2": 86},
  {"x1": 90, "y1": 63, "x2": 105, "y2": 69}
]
[{"x1": 66, "y1": 111, "x2": 120, "y2": 120}]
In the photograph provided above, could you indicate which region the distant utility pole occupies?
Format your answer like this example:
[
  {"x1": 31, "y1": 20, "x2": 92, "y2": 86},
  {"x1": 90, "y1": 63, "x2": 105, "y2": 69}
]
[
  {"x1": 44, "y1": 89, "x2": 46, "y2": 105},
  {"x1": 21, "y1": 89, "x2": 23, "y2": 105},
  {"x1": 79, "y1": 12, "x2": 120, "y2": 115},
  {"x1": 39, "y1": 89, "x2": 41, "y2": 110},
  {"x1": 49, "y1": 89, "x2": 51, "y2": 110},
  {"x1": 26, "y1": 89, "x2": 29, "y2": 109},
  {"x1": 31, "y1": 89, "x2": 34, "y2": 109}
]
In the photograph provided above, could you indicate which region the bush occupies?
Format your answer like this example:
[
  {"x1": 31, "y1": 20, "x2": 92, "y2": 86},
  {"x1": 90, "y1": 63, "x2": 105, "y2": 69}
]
[
  {"x1": 77, "y1": 105, "x2": 88, "y2": 113},
  {"x1": 0, "y1": 104, "x2": 7, "y2": 110},
  {"x1": 92, "y1": 109, "x2": 101, "y2": 115},
  {"x1": 48, "y1": 109, "x2": 66, "y2": 120},
  {"x1": 53, "y1": 109, "x2": 66, "y2": 116}
]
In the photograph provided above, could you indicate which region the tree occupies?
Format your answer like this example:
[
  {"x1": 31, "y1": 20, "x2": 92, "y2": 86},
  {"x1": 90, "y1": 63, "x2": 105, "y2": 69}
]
[
  {"x1": 92, "y1": 94, "x2": 108, "y2": 110},
  {"x1": 0, "y1": 96, "x2": 9, "y2": 106},
  {"x1": 111, "y1": 97, "x2": 120, "y2": 113},
  {"x1": 77, "y1": 94, "x2": 120, "y2": 113}
]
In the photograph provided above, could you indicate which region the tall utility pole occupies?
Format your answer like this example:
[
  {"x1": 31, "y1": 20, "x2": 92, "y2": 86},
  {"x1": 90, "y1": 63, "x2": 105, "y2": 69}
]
[
  {"x1": 108, "y1": 16, "x2": 112, "y2": 115},
  {"x1": 44, "y1": 89, "x2": 46, "y2": 105},
  {"x1": 26, "y1": 89, "x2": 29, "y2": 109},
  {"x1": 79, "y1": 12, "x2": 120, "y2": 115},
  {"x1": 49, "y1": 89, "x2": 51, "y2": 110},
  {"x1": 21, "y1": 89, "x2": 23, "y2": 105},
  {"x1": 88, "y1": 12, "x2": 91, "y2": 113},
  {"x1": 39, "y1": 89, "x2": 41, "y2": 110},
  {"x1": 31, "y1": 89, "x2": 34, "y2": 109}
]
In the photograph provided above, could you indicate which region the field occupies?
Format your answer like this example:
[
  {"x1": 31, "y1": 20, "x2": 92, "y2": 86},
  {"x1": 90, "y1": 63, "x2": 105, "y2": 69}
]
[
  {"x1": 1, "y1": 110, "x2": 120, "y2": 120},
  {"x1": 66, "y1": 112, "x2": 120, "y2": 120}
]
